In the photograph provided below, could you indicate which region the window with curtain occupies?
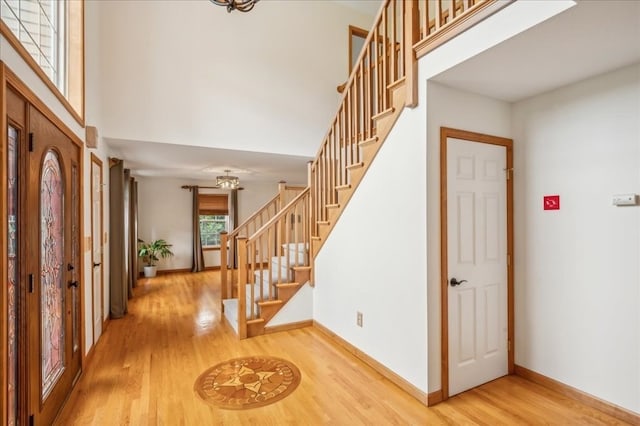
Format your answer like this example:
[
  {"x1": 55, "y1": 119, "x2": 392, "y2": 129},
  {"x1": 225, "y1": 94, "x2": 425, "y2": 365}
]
[{"x1": 198, "y1": 194, "x2": 228, "y2": 248}]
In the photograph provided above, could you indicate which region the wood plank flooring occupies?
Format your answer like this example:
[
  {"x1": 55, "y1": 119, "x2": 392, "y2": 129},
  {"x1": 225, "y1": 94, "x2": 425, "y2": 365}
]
[{"x1": 54, "y1": 271, "x2": 630, "y2": 425}]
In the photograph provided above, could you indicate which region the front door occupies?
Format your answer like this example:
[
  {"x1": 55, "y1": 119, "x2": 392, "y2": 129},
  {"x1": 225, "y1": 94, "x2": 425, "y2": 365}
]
[
  {"x1": 26, "y1": 105, "x2": 82, "y2": 424},
  {"x1": 442, "y1": 128, "x2": 513, "y2": 397}
]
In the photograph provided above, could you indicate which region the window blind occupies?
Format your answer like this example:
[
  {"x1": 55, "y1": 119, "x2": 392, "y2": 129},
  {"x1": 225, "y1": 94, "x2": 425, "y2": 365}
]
[{"x1": 198, "y1": 194, "x2": 228, "y2": 215}]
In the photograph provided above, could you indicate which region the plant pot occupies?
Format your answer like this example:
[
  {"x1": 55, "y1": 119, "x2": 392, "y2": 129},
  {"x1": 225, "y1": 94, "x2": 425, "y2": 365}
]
[{"x1": 143, "y1": 266, "x2": 157, "y2": 278}]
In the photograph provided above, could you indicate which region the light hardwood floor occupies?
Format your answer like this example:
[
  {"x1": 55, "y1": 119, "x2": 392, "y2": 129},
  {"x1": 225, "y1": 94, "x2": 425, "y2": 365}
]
[{"x1": 54, "y1": 271, "x2": 629, "y2": 425}]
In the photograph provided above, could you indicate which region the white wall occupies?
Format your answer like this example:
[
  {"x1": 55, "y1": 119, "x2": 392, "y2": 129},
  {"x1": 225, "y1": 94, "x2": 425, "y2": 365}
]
[
  {"x1": 314, "y1": 103, "x2": 429, "y2": 393},
  {"x1": 83, "y1": 0, "x2": 112, "y2": 350},
  {"x1": 425, "y1": 82, "x2": 512, "y2": 392},
  {"x1": 311, "y1": 0, "x2": 574, "y2": 397},
  {"x1": 95, "y1": 0, "x2": 375, "y2": 157},
  {"x1": 136, "y1": 176, "x2": 281, "y2": 270},
  {"x1": 512, "y1": 63, "x2": 640, "y2": 413}
]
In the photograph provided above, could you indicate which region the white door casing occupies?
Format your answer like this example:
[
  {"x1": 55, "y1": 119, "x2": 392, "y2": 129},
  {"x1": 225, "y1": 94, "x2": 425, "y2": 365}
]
[
  {"x1": 91, "y1": 157, "x2": 104, "y2": 343},
  {"x1": 446, "y1": 137, "x2": 509, "y2": 396}
]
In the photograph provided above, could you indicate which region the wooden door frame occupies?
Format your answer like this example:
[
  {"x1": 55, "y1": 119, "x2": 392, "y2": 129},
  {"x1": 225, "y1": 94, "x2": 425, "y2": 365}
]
[
  {"x1": 90, "y1": 154, "x2": 105, "y2": 342},
  {"x1": 439, "y1": 127, "x2": 514, "y2": 401}
]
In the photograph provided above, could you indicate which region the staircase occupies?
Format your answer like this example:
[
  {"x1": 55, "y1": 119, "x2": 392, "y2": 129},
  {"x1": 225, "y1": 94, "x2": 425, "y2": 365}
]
[
  {"x1": 221, "y1": 0, "x2": 509, "y2": 339},
  {"x1": 222, "y1": 242, "x2": 311, "y2": 336}
]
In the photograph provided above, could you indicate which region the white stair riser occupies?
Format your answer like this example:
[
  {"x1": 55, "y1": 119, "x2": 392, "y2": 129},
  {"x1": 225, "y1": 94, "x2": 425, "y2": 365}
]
[
  {"x1": 281, "y1": 243, "x2": 308, "y2": 253},
  {"x1": 271, "y1": 253, "x2": 306, "y2": 268},
  {"x1": 255, "y1": 267, "x2": 290, "y2": 284}
]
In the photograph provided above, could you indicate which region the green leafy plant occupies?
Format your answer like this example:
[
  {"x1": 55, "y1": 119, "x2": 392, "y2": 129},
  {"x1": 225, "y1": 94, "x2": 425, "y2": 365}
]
[{"x1": 137, "y1": 239, "x2": 174, "y2": 267}]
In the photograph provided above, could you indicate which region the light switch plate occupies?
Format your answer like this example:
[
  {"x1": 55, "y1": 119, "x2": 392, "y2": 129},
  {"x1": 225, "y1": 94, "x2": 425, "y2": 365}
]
[{"x1": 612, "y1": 194, "x2": 638, "y2": 206}]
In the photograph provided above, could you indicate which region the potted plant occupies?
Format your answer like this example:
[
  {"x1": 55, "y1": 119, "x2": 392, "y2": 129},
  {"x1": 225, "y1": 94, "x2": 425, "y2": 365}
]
[{"x1": 137, "y1": 239, "x2": 174, "y2": 278}]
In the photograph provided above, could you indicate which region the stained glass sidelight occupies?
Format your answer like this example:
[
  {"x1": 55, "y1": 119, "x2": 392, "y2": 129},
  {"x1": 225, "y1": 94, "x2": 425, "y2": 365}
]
[
  {"x1": 7, "y1": 126, "x2": 18, "y2": 426},
  {"x1": 71, "y1": 164, "x2": 79, "y2": 352},
  {"x1": 40, "y1": 150, "x2": 65, "y2": 400}
]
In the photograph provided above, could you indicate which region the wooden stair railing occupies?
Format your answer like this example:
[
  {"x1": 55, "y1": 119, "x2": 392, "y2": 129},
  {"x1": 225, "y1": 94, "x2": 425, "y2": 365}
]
[
  {"x1": 236, "y1": 188, "x2": 311, "y2": 338},
  {"x1": 309, "y1": 0, "x2": 505, "y2": 262},
  {"x1": 309, "y1": 0, "x2": 415, "y2": 261},
  {"x1": 220, "y1": 182, "x2": 304, "y2": 304},
  {"x1": 224, "y1": 0, "x2": 511, "y2": 339}
]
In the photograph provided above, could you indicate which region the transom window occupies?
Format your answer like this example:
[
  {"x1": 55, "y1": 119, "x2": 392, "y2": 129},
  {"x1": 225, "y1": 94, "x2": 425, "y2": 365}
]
[{"x1": 1, "y1": 0, "x2": 66, "y2": 92}]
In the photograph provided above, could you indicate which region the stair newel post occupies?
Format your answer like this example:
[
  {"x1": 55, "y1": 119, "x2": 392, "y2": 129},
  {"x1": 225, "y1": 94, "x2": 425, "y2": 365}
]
[
  {"x1": 404, "y1": 0, "x2": 419, "y2": 107},
  {"x1": 220, "y1": 231, "x2": 228, "y2": 302},
  {"x1": 278, "y1": 180, "x2": 287, "y2": 208},
  {"x1": 307, "y1": 161, "x2": 315, "y2": 284},
  {"x1": 237, "y1": 237, "x2": 248, "y2": 339},
  {"x1": 278, "y1": 181, "x2": 287, "y2": 260}
]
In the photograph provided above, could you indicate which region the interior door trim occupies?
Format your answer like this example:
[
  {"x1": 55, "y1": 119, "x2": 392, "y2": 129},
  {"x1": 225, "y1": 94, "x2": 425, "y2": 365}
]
[
  {"x1": 439, "y1": 127, "x2": 514, "y2": 401},
  {"x1": 90, "y1": 153, "x2": 105, "y2": 342}
]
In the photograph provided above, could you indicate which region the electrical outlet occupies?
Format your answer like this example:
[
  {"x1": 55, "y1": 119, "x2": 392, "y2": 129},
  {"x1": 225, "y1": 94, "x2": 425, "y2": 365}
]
[{"x1": 356, "y1": 311, "x2": 363, "y2": 327}]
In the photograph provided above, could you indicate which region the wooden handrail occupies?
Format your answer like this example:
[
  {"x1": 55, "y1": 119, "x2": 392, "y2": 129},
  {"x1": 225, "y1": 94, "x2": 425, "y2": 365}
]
[
  {"x1": 229, "y1": 0, "x2": 509, "y2": 339},
  {"x1": 247, "y1": 188, "x2": 310, "y2": 243},
  {"x1": 227, "y1": 192, "x2": 279, "y2": 240},
  {"x1": 236, "y1": 189, "x2": 311, "y2": 331},
  {"x1": 220, "y1": 183, "x2": 304, "y2": 307},
  {"x1": 226, "y1": 184, "x2": 305, "y2": 241},
  {"x1": 310, "y1": 0, "x2": 497, "y2": 241},
  {"x1": 310, "y1": 0, "x2": 409, "y2": 239}
]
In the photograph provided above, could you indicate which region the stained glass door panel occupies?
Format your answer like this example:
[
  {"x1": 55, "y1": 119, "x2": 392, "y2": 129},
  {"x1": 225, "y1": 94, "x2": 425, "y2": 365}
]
[
  {"x1": 40, "y1": 149, "x2": 66, "y2": 399},
  {"x1": 7, "y1": 125, "x2": 19, "y2": 426},
  {"x1": 28, "y1": 105, "x2": 81, "y2": 425}
]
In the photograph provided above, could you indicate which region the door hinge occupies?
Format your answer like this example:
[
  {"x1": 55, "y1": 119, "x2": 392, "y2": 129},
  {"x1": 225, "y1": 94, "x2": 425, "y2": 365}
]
[
  {"x1": 29, "y1": 133, "x2": 34, "y2": 152},
  {"x1": 508, "y1": 339, "x2": 511, "y2": 352},
  {"x1": 29, "y1": 274, "x2": 34, "y2": 293},
  {"x1": 29, "y1": 414, "x2": 34, "y2": 426},
  {"x1": 504, "y1": 167, "x2": 513, "y2": 180},
  {"x1": 507, "y1": 254, "x2": 511, "y2": 266}
]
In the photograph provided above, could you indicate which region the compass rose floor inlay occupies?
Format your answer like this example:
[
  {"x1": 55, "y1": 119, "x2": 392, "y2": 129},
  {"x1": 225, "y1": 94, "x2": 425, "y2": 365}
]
[{"x1": 194, "y1": 356, "x2": 301, "y2": 410}]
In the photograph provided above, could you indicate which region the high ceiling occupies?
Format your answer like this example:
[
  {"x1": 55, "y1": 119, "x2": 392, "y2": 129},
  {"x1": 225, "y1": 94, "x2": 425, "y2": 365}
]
[
  {"x1": 101, "y1": 0, "x2": 381, "y2": 183},
  {"x1": 107, "y1": 1, "x2": 640, "y2": 184}
]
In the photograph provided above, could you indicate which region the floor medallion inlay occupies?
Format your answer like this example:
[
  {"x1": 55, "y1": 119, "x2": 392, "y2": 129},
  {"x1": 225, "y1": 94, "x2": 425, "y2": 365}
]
[{"x1": 194, "y1": 356, "x2": 301, "y2": 410}]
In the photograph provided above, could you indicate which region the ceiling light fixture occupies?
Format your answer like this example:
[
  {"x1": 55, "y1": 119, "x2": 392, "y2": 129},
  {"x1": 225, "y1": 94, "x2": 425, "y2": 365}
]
[
  {"x1": 216, "y1": 170, "x2": 240, "y2": 189},
  {"x1": 210, "y1": 0, "x2": 259, "y2": 13}
]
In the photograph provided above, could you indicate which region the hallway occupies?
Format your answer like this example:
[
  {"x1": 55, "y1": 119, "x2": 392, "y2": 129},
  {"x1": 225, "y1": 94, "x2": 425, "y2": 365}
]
[{"x1": 54, "y1": 271, "x2": 629, "y2": 425}]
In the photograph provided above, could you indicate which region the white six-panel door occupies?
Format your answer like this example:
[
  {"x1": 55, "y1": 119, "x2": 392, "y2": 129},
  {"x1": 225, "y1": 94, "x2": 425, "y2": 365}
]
[{"x1": 447, "y1": 137, "x2": 508, "y2": 396}]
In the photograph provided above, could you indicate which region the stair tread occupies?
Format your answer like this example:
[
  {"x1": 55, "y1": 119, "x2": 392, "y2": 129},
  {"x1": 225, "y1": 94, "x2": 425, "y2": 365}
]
[
  {"x1": 317, "y1": 220, "x2": 330, "y2": 225},
  {"x1": 275, "y1": 282, "x2": 302, "y2": 289},
  {"x1": 293, "y1": 265, "x2": 311, "y2": 271},
  {"x1": 372, "y1": 107, "x2": 394, "y2": 121},
  {"x1": 326, "y1": 204, "x2": 340, "y2": 209},
  {"x1": 247, "y1": 318, "x2": 265, "y2": 324},
  {"x1": 359, "y1": 136, "x2": 379, "y2": 147},
  {"x1": 336, "y1": 184, "x2": 351, "y2": 190},
  {"x1": 257, "y1": 299, "x2": 283, "y2": 307},
  {"x1": 346, "y1": 162, "x2": 364, "y2": 170}
]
